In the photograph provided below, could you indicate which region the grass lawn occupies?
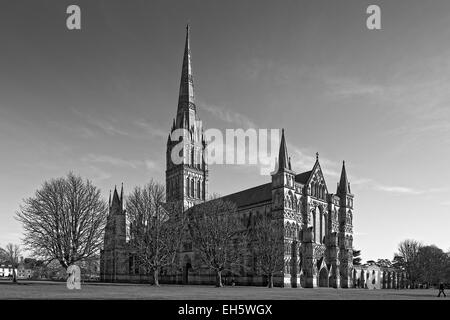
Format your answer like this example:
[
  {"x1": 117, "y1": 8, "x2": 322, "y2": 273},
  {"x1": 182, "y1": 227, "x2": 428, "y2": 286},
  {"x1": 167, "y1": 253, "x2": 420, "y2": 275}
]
[{"x1": 0, "y1": 280, "x2": 447, "y2": 300}]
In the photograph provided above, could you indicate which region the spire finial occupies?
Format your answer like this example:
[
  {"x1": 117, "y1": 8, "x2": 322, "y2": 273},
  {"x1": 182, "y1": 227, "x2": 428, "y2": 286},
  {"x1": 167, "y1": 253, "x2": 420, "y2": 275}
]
[
  {"x1": 276, "y1": 129, "x2": 289, "y2": 173},
  {"x1": 176, "y1": 24, "x2": 195, "y2": 121},
  {"x1": 337, "y1": 160, "x2": 350, "y2": 195},
  {"x1": 316, "y1": 152, "x2": 319, "y2": 161}
]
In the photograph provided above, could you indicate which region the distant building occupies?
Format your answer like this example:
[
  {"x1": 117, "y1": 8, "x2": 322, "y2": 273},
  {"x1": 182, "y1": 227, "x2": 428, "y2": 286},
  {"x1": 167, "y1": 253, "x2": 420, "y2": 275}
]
[
  {"x1": 353, "y1": 265, "x2": 407, "y2": 289},
  {"x1": 0, "y1": 264, "x2": 14, "y2": 278}
]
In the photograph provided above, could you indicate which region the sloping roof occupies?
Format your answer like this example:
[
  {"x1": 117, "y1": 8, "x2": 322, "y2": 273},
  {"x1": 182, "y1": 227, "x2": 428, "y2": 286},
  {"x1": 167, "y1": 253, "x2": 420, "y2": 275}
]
[
  {"x1": 221, "y1": 183, "x2": 272, "y2": 208},
  {"x1": 295, "y1": 170, "x2": 312, "y2": 185}
]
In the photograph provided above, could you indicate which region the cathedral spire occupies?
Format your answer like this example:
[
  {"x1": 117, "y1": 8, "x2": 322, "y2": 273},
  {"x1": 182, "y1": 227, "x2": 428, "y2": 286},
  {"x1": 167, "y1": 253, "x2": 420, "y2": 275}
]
[
  {"x1": 277, "y1": 129, "x2": 290, "y2": 172},
  {"x1": 112, "y1": 185, "x2": 120, "y2": 207},
  {"x1": 120, "y1": 183, "x2": 124, "y2": 206},
  {"x1": 337, "y1": 161, "x2": 351, "y2": 194},
  {"x1": 176, "y1": 23, "x2": 195, "y2": 127}
]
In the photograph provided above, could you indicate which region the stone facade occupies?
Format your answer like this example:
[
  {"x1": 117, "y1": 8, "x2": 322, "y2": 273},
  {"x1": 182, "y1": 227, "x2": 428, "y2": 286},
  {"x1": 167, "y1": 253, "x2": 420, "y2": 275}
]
[
  {"x1": 100, "y1": 26, "x2": 358, "y2": 288},
  {"x1": 100, "y1": 186, "x2": 130, "y2": 282}
]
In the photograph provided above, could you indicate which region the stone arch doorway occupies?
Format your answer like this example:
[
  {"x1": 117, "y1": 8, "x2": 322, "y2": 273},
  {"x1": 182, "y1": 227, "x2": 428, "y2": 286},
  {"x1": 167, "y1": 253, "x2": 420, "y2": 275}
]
[
  {"x1": 319, "y1": 267, "x2": 329, "y2": 287},
  {"x1": 182, "y1": 256, "x2": 192, "y2": 285}
]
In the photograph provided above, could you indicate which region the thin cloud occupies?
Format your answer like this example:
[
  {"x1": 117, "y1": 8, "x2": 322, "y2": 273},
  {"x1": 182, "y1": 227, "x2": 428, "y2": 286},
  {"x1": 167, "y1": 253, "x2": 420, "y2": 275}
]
[
  {"x1": 373, "y1": 183, "x2": 446, "y2": 195},
  {"x1": 145, "y1": 159, "x2": 159, "y2": 171},
  {"x1": 325, "y1": 77, "x2": 384, "y2": 98},
  {"x1": 135, "y1": 119, "x2": 167, "y2": 138},
  {"x1": 85, "y1": 164, "x2": 112, "y2": 183},
  {"x1": 71, "y1": 108, "x2": 130, "y2": 137},
  {"x1": 198, "y1": 101, "x2": 257, "y2": 128},
  {"x1": 82, "y1": 154, "x2": 143, "y2": 169},
  {"x1": 374, "y1": 185, "x2": 423, "y2": 195}
]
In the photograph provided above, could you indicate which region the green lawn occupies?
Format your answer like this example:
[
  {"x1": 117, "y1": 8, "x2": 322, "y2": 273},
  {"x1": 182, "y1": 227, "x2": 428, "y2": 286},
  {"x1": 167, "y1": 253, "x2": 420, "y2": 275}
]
[{"x1": 0, "y1": 280, "x2": 446, "y2": 300}]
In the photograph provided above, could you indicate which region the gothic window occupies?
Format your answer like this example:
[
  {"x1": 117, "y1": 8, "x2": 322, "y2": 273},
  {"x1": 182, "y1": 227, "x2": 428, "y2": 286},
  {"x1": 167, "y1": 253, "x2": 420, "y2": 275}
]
[
  {"x1": 191, "y1": 178, "x2": 195, "y2": 197},
  {"x1": 197, "y1": 180, "x2": 201, "y2": 198},
  {"x1": 312, "y1": 210, "x2": 316, "y2": 242},
  {"x1": 289, "y1": 192, "x2": 294, "y2": 209},
  {"x1": 320, "y1": 211, "x2": 323, "y2": 244},
  {"x1": 311, "y1": 182, "x2": 315, "y2": 197},
  {"x1": 186, "y1": 177, "x2": 190, "y2": 196},
  {"x1": 191, "y1": 147, "x2": 195, "y2": 166}
]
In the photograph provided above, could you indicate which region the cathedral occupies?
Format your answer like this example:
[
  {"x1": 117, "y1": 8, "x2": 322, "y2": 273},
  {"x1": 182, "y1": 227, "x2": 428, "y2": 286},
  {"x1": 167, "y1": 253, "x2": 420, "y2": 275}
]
[{"x1": 100, "y1": 25, "x2": 356, "y2": 288}]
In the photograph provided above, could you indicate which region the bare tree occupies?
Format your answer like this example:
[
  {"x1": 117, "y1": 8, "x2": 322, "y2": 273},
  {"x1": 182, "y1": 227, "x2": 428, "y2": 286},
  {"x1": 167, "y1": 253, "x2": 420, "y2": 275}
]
[
  {"x1": 188, "y1": 198, "x2": 248, "y2": 287},
  {"x1": 127, "y1": 180, "x2": 185, "y2": 286},
  {"x1": 249, "y1": 213, "x2": 284, "y2": 288},
  {"x1": 0, "y1": 247, "x2": 6, "y2": 262},
  {"x1": 396, "y1": 239, "x2": 423, "y2": 287},
  {"x1": 16, "y1": 173, "x2": 108, "y2": 269},
  {"x1": 4, "y1": 243, "x2": 21, "y2": 283}
]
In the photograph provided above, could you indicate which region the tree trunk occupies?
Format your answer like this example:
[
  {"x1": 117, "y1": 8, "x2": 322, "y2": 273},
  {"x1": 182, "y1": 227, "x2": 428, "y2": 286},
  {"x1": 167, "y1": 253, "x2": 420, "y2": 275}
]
[
  {"x1": 12, "y1": 268, "x2": 17, "y2": 283},
  {"x1": 268, "y1": 273, "x2": 273, "y2": 288},
  {"x1": 216, "y1": 270, "x2": 223, "y2": 287},
  {"x1": 154, "y1": 269, "x2": 160, "y2": 286}
]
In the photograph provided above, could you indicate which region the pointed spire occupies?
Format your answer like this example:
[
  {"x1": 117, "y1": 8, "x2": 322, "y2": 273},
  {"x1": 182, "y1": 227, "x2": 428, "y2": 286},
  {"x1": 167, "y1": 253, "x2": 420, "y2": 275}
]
[
  {"x1": 316, "y1": 152, "x2": 319, "y2": 161},
  {"x1": 177, "y1": 23, "x2": 195, "y2": 116},
  {"x1": 337, "y1": 160, "x2": 351, "y2": 194},
  {"x1": 277, "y1": 129, "x2": 290, "y2": 172},
  {"x1": 120, "y1": 183, "x2": 123, "y2": 202},
  {"x1": 112, "y1": 185, "x2": 120, "y2": 206},
  {"x1": 108, "y1": 190, "x2": 112, "y2": 207}
]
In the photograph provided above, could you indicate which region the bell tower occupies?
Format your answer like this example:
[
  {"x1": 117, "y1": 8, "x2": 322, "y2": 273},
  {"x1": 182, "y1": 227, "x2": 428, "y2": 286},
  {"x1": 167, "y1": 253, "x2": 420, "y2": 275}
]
[{"x1": 166, "y1": 25, "x2": 208, "y2": 210}]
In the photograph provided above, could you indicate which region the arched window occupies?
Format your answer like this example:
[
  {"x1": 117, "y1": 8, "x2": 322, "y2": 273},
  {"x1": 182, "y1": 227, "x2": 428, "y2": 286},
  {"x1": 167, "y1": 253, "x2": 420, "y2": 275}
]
[
  {"x1": 312, "y1": 210, "x2": 316, "y2": 242},
  {"x1": 311, "y1": 182, "x2": 315, "y2": 196},
  {"x1": 191, "y1": 178, "x2": 195, "y2": 197},
  {"x1": 197, "y1": 180, "x2": 201, "y2": 198},
  {"x1": 191, "y1": 147, "x2": 195, "y2": 166},
  {"x1": 186, "y1": 177, "x2": 190, "y2": 196},
  {"x1": 320, "y1": 211, "x2": 323, "y2": 243}
]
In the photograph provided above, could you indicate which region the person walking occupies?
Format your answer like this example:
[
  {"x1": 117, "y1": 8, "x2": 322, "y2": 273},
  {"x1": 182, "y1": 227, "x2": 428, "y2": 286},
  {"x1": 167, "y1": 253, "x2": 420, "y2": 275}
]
[{"x1": 437, "y1": 282, "x2": 446, "y2": 297}]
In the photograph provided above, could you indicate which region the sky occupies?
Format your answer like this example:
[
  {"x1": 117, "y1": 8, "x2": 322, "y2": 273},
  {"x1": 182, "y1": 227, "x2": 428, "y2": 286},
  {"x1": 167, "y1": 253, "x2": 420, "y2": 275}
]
[{"x1": 0, "y1": 0, "x2": 449, "y2": 262}]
